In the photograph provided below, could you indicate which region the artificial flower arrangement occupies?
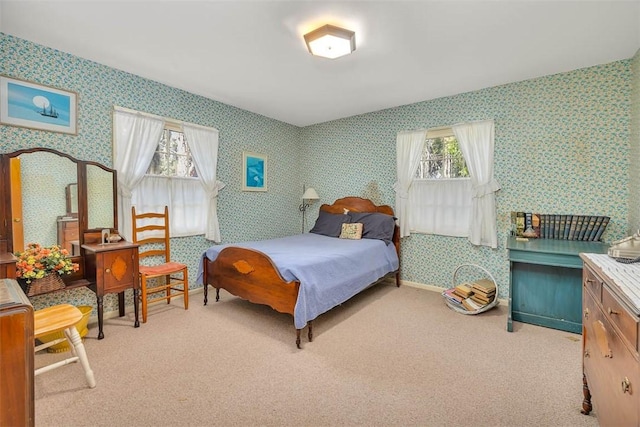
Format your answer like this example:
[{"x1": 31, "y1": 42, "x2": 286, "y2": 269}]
[{"x1": 15, "y1": 242, "x2": 79, "y2": 283}]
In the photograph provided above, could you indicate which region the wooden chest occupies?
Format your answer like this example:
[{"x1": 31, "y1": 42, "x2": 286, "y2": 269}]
[{"x1": 581, "y1": 254, "x2": 640, "y2": 426}]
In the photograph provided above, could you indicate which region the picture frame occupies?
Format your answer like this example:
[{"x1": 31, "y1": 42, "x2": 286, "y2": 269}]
[
  {"x1": 242, "y1": 151, "x2": 267, "y2": 192},
  {"x1": 0, "y1": 75, "x2": 78, "y2": 135}
]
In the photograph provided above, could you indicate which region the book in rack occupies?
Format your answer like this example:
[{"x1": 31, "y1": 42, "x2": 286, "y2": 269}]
[{"x1": 510, "y1": 211, "x2": 609, "y2": 242}]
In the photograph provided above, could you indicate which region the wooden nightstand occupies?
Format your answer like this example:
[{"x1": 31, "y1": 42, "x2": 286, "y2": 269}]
[{"x1": 82, "y1": 241, "x2": 140, "y2": 339}]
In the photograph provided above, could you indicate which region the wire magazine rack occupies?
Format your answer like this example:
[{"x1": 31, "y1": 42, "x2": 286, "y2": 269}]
[{"x1": 443, "y1": 263, "x2": 499, "y2": 315}]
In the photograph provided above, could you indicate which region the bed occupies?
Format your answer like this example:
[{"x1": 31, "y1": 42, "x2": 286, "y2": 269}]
[{"x1": 197, "y1": 197, "x2": 400, "y2": 348}]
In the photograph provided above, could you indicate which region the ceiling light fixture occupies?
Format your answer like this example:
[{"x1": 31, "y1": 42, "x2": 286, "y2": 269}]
[{"x1": 303, "y1": 24, "x2": 356, "y2": 59}]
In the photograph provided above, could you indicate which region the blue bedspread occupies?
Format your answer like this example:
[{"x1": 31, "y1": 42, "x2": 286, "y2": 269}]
[{"x1": 197, "y1": 233, "x2": 399, "y2": 329}]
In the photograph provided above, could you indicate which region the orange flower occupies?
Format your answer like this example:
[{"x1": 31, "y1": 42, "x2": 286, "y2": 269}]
[{"x1": 14, "y1": 243, "x2": 79, "y2": 283}]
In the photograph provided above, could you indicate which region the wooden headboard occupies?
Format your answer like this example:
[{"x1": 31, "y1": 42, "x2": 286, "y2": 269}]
[{"x1": 319, "y1": 196, "x2": 400, "y2": 257}]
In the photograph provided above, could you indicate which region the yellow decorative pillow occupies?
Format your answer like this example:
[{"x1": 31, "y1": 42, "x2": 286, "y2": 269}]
[{"x1": 339, "y1": 223, "x2": 363, "y2": 240}]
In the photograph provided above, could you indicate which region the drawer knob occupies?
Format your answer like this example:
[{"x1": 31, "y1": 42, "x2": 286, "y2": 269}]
[
  {"x1": 608, "y1": 307, "x2": 619, "y2": 315},
  {"x1": 621, "y1": 377, "x2": 632, "y2": 394},
  {"x1": 584, "y1": 308, "x2": 589, "y2": 319},
  {"x1": 105, "y1": 268, "x2": 111, "y2": 274},
  {"x1": 584, "y1": 349, "x2": 590, "y2": 358}
]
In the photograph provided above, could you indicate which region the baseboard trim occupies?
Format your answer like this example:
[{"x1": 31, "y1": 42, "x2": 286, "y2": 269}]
[
  {"x1": 88, "y1": 281, "x2": 507, "y2": 326},
  {"x1": 400, "y1": 279, "x2": 508, "y2": 306}
]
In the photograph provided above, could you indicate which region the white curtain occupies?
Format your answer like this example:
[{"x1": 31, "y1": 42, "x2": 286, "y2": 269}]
[
  {"x1": 133, "y1": 176, "x2": 206, "y2": 238},
  {"x1": 182, "y1": 124, "x2": 225, "y2": 242},
  {"x1": 393, "y1": 130, "x2": 427, "y2": 237},
  {"x1": 409, "y1": 179, "x2": 472, "y2": 237},
  {"x1": 113, "y1": 109, "x2": 165, "y2": 241},
  {"x1": 453, "y1": 120, "x2": 500, "y2": 248}
]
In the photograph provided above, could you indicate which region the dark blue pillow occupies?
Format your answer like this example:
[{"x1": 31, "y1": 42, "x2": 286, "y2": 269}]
[
  {"x1": 309, "y1": 210, "x2": 351, "y2": 237},
  {"x1": 347, "y1": 212, "x2": 396, "y2": 244}
]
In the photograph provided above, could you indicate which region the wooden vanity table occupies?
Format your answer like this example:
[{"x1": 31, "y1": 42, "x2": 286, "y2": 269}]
[{"x1": 0, "y1": 147, "x2": 140, "y2": 339}]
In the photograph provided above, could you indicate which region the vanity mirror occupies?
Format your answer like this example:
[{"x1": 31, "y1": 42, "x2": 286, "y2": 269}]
[
  {"x1": 8, "y1": 150, "x2": 79, "y2": 252},
  {"x1": 0, "y1": 147, "x2": 117, "y2": 272},
  {"x1": 86, "y1": 162, "x2": 116, "y2": 230},
  {"x1": 1, "y1": 147, "x2": 141, "y2": 340},
  {"x1": 66, "y1": 182, "x2": 78, "y2": 216}
]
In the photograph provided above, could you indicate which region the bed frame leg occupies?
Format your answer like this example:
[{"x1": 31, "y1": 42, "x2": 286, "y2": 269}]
[
  {"x1": 204, "y1": 284, "x2": 208, "y2": 305},
  {"x1": 308, "y1": 321, "x2": 313, "y2": 342},
  {"x1": 395, "y1": 272, "x2": 401, "y2": 287},
  {"x1": 216, "y1": 288, "x2": 220, "y2": 302},
  {"x1": 296, "y1": 329, "x2": 301, "y2": 349}
]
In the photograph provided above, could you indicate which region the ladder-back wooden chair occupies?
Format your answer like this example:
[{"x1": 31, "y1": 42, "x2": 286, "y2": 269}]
[{"x1": 131, "y1": 206, "x2": 189, "y2": 323}]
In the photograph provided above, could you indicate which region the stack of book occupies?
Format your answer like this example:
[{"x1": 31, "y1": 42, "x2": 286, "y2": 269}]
[
  {"x1": 442, "y1": 283, "x2": 474, "y2": 308},
  {"x1": 510, "y1": 212, "x2": 610, "y2": 242},
  {"x1": 443, "y1": 280, "x2": 496, "y2": 312},
  {"x1": 468, "y1": 279, "x2": 496, "y2": 308}
]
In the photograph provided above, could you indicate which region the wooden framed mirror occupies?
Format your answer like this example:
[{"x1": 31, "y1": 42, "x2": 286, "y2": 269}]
[
  {"x1": 0, "y1": 147, "x2": 118, "y2": 285},
  {"x1": 66, "y1": 182, "x2": 78, "y2": 216},
  {"x1": 86, "y1": 161, "x2": 116, "y2": 230}
]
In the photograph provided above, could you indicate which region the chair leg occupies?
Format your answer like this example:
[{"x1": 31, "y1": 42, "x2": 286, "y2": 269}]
[
  {"x1": 183, "y1": 269, "x2": 189, "y2": 310},
  {"x1": 65, "y1": 326, "x2": 96, "y2": 388},
  {"x1": 166, "y1": 274, "x2": 171, "y2": 304},
  {"x1": 141, "y1": 276, "x2": 148, "y2": 323},
  {"x1": 63, "y1": 328, "x2": 78, "y2": 357}
]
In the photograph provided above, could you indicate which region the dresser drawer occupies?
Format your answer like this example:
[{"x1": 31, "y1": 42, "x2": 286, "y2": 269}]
[
  {"x1": 63, "y1": 226, "x2": 79, "y2": 241},
  {"x1": 602, "y1": 286, "x2": 639, "y2": 352},
  {"x1": 583, "y1": 301, "x2": 639, "y2": 427},
  {"x1": 583, "y1": 267, "x2": 602, "y2": 302}
]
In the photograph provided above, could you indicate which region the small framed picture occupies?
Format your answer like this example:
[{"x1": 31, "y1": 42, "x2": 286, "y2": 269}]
[
  {"x1": 242, "y1": 151, "x2": 267, "y2": 192},
  {"x1": 0, "y1": 75, "x2": 78, "y2": 135}
]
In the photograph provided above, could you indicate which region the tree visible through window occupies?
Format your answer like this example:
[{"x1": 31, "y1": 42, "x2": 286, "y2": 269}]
[
  {"x1": 147, "y1": 129, "x2": 198, "y2": 178},
  {"x1": 415, "y1": 135, "x2": 468, "y2": 179}
]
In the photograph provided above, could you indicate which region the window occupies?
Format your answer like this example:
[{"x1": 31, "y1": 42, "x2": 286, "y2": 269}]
[
  {"x1": 134, "y1": 123, "x2": 207, "y2": 238},
  {"x1": 416, "y1": 132, "x2": 468, "y2": 179},
  {"x1": 396, "y1": 120, "x2": 498, "y2": 246},
  {"x1": 114, "y1": 107, "x2": 223, "y2": 242},
  {"x1": 408, "y1": 127, "x2": 472, "y2": 237},
  {"x1": 147, "y1": 129, "x2": 198, "y2": 178}
]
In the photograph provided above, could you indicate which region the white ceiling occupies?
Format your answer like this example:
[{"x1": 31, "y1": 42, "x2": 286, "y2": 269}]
[{"x1": 1, "y1": 1, "x2": 639, "y2": 127}]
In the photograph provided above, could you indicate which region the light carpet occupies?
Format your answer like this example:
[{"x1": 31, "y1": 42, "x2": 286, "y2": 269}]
[{"x1": 33, "y1": 281, "x2": 599, "y2": 426}]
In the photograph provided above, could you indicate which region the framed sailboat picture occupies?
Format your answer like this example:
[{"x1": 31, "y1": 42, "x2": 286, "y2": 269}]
[{"x1": 0, "y1": 75, "x2": 78, "y2": 135}]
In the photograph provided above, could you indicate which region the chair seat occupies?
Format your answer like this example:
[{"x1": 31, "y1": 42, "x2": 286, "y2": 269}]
[
  {"x1": 34, "y1": 304, "x2": 83, "y2": 338},
  {"x1": 140, "y1": 262, "x2": 187, "y2": 276}
]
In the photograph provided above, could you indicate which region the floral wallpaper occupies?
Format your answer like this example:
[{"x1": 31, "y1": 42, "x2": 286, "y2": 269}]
[
  {"x1": 629, "y1": 48, "x2": 640, "y2": 234},
  {"x1": 301, "y1": 60, "x2": 631, "y2": 298},
  {"x1": 0, "y1": 33, "x2": 301, "y2": 314},
  {"x1": 0, "y1": 32, "x2": 635, "y2": 315}
]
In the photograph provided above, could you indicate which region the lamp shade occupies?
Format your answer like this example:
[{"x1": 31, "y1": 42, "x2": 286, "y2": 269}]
[
  {"x1": 304, "y1": 24, "x2": 356, "y2": 59},
  {"x1": 302, "y1": 187, "x2": 319, "y2": 200}
]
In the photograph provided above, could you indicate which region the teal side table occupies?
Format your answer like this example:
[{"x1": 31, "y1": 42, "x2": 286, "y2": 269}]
[{"x1": 506, "y1": 237, "x2": 608, "y2": 333}]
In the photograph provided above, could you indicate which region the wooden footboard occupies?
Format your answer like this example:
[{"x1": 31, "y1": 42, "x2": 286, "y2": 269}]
[
  {"x1": 203, "y1": 246, "x2": 300, "y2": 314},
  {"x1": 203, "y1": 246, "x2": 309, "y2": 347}
]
